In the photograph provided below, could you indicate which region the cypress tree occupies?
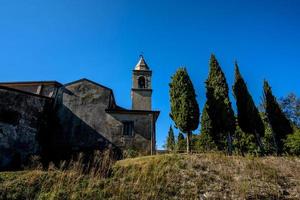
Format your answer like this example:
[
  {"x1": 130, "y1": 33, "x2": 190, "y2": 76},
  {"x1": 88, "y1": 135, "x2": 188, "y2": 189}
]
[
  {"x1": 198, "y1": 102, "x2": 217, "y2": 151},
  {"x1": 261, "y1": 112, "x2": 277, "y2": 155},
  {"x1": 205, "y1": 54, "x2": 235, "y2": 154},
  {"x1": 166, "y1": 126, "x2": 175, "y2": 151},
  {"x1": 232, "y1": 63, "x2": 265, "y2": 154},
  {"x1": 169, "y1": 67, "x2": 200, "y2": 153},
  {"x1": 263, "y1": 80, "x2": 293, "y2": 154},
  {"x1": 177, "y1": 132, "x2": 186, "y2": 152},
  {"x1": 200, "y1": 102, "x2": 212, "y2": 137}
]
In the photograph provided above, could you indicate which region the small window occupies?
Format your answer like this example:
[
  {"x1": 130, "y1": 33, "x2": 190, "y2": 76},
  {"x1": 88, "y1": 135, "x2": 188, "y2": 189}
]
[
  {"x1": 123, "y1": 121, "x2": 134, "y2": 136},
  {"x1": 138, "y1": 76, "x2": 146, "y2": 88}
]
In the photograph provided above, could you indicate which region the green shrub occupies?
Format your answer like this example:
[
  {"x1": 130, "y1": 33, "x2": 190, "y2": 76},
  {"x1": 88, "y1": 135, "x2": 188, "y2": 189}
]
[
  {"x1": 176, "y1": 132, "x2": 186, "y2": 152},
  {"x1": 233, "y1": 126, "x2": 260, "y2": 156},
  {"x1": 193, "y1": 132, "x2": 217, "y2": 152},
  {"x1": 284, "y1": 129, "x2": 300, "y2": 155}
]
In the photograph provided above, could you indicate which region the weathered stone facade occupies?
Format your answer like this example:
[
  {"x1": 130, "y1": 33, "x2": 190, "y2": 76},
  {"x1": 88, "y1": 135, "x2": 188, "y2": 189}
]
[
  {"x1": 0, "y1": 86, "x2": 53, "y2": 170},
  {"x1": 0, "y1": 57, "x2": 159, "y2": 170}
]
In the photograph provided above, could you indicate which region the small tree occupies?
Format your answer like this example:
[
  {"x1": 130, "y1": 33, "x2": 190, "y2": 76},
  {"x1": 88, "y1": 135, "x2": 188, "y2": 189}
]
[
  {"x1": 261, "y1": 112, "x2": 277, "y2": 155},
  {"x1": 205, "y1": 54, "x2": 235, "y2": 154},
  {"x1": 263, "y1": 80, "x2": 293, "y2": 154},
  {"x1": 232, "y1": 63, "x2": 265, "y2": 154},
  {"x1": 177, "y1": 132, "x2": 186, "y2": 152},
  {"x1": 200, "y1": 103, "x2": 212, "y2": 138},
  {"x1": 233, "y1": 125, "x2": 259, "y2": 156},
  {"x1": 279, "y1": 93, "x2": 300, "y2": 128},
  {"x1": 166, "y1": 126, "x2": 175, "y2": 151},
  {"x1": 198, "y1": 102, "x2": 217, "y2": 152},
  {"x1": 169, "y1": 67, "x2": 200, "y2": 153},
  {"x1": 196, "y1": 132, "x2": 217, "y2": 152}
]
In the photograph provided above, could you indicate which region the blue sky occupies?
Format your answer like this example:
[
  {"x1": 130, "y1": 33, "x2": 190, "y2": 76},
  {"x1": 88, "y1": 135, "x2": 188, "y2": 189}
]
[{"x1": 0, "y1": 0, "x2": 299, "y2": 149}]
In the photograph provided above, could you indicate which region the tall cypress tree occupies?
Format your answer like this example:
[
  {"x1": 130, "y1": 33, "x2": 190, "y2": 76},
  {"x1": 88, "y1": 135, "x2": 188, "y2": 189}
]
[
  {"x1": 263, "y1": 80, "x2": 293, "y2": 154},
  {"x1": 166, "y1": 126, "x2": 175, "y2": 151},
  {"x1": 205, "y1": 54, "x2": 235, "y2": 154},
  {"x1": 232, "y1": 63, "x2": 265, "y2": 153},
  {"x1": 169, "y1": 67, "x2": 200, "y2": 153}
]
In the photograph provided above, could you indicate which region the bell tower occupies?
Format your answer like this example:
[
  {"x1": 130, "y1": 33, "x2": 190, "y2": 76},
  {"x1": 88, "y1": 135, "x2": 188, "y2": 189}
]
[{"x1": 131, "y1": 55, "x2": 152, "y2": 110}]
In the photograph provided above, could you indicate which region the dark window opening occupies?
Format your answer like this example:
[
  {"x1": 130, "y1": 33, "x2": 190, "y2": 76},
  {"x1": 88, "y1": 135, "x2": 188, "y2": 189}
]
[
  {"x1": 0, "y1": 110, "x2": 21, "y2": 125},
  {"x1": 138, "y1": 76, "x2": 146, "y2": 88},
  {"x1": 123, "y1": 121, "x2": 134, "y2": 136}
]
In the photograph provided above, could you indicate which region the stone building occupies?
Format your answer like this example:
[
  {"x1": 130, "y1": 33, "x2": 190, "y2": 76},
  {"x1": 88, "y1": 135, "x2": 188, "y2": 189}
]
[{"x1": 0, "y1": 56, "x2": 159, "y2": 170}]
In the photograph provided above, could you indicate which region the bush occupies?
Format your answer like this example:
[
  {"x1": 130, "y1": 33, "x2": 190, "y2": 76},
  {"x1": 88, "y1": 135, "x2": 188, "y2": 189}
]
[
  {"x1": 176, "y1": 133, "x2": 186, "y2": 152},
  {"x1": 193, "y1": 132, "x2": 217, "y2": 152},
  {"x1": 233, "y1": 126, "x2": 260, "y2": 156},
  {"x1": 284, "y1": 129, "x2": 300, "y2": 155},
  {"x1": 262, "y1": 127, "x2": 277, "y2": 155}
]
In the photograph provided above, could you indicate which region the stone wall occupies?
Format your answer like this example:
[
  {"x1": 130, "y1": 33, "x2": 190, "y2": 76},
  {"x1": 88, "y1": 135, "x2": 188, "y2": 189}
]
[
  {"x1": 0, "y1": 86, "x2": 52, "y2": 170},
  {"x1": 131, "y1": 89, "x2": 152, "y2": 110},
  {"x1": 53, "y1": 80, "x2": 121, "y2": 158},
  {"x1": 107, "y1": 112, "x2": 155, "y2": 154}
]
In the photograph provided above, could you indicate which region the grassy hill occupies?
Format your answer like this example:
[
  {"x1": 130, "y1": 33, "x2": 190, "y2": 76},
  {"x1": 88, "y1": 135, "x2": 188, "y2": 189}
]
[{"x1": 0, "y1": 153, "x2": 299, "y2": 200}]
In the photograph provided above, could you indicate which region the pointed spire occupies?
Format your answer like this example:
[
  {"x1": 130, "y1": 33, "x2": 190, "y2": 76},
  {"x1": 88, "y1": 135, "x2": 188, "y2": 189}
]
[{"x1": 135, "y1": 55, "x2": 150, "y2": 70}]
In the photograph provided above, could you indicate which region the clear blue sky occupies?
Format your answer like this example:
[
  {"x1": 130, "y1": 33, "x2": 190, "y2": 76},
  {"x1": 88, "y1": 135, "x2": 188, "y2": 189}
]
[{"x1": 0, "y1": 0, "x2": 299, "y2": 149}]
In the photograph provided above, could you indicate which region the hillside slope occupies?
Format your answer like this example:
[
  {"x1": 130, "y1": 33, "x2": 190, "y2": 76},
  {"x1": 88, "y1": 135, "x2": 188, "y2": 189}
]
[{"x1": 0, "y1": 154, "x2": 299, "y2": 200}]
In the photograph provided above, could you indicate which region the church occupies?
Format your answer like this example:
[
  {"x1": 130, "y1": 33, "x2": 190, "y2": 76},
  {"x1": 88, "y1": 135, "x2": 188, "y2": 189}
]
[{"x1": 0, "y1": 56, "x2": 159, "y2": 170}]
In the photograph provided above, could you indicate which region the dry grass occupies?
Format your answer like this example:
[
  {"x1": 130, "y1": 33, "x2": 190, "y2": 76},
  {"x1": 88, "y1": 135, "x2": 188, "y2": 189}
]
[{"x1": 0, "y1": 153, "x2": 299, "y2": 200}]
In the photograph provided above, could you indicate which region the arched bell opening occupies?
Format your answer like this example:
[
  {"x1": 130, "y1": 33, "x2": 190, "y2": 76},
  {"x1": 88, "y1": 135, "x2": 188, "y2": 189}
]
[{"x1": 138, "y1": 76, "x2": 146, "y2": 89}]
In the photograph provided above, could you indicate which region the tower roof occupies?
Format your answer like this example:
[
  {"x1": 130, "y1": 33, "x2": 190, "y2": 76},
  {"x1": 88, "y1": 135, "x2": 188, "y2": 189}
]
[{"x1": 135, "y1": 56, "x2": 150, "y2": 70}]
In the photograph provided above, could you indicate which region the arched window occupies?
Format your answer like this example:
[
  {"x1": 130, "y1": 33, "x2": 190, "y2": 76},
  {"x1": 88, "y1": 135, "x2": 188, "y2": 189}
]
[{"x1": 138, "y1": 76, "x2": 146, "y2": 88}]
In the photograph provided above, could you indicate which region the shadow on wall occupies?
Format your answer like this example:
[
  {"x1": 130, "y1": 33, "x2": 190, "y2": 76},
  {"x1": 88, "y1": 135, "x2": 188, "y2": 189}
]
[{"x1": 38, "y1": 97, "x2": 122, "y2": 168}]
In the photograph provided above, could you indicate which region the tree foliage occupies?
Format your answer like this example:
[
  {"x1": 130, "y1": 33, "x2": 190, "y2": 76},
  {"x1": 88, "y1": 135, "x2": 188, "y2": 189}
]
[
  {"x1": 204, "y1": 54, "x2": 235, "y2": 154},
  {"x1": 166, "y1": 126, "x2": 175, "y2": 151},
  {"x1": 284, "y1": 128, "x2": 300, "y2": 155},
  {"x1": 233, "y1": 125, "x2": 259, "y2": 156},
  {"x1": 263, "y1": 80, "x2": 293, "y2": 154},
  {"x1": 200, "y1": 103, "x2": 212, "y2": 137},
  {"x1": 260, "y1": 113, "x2": 277, "y2": 155},
  {"x1": 169, "y1": 67, "x2": 200, "y2": 153},
  {"x1": 197, "y1": 102, "x2": 217, "y2": 152},
  {"x1": 176, "y1": 132, "x2": 186, "y2": 152},
  {"x1": 232, "y1": 63, "x2": 265, "y2": 153},
  {"x1": 279, "y1": 93, "x2": 300, "y2": 128},
  {"x1": 195, "y1": 132, "x2": 217, "y2": 152}
]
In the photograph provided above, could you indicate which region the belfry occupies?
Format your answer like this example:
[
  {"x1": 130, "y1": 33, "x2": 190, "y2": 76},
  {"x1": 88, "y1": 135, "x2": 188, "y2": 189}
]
[{"x1": 131, "y1": 56, "x2": 152, "y2": 110}]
